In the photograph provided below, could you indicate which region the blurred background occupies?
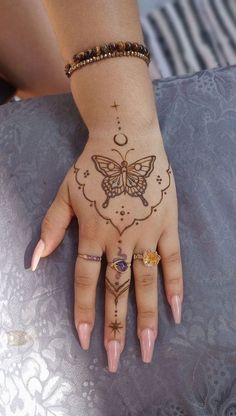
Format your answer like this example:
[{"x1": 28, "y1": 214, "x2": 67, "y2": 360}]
[
  {"x1": 0, "y1": 0, "x2": 235, "y2": 104},
  {"x1": 138, "y1": 0, "x2": 236, "y2": 79}
]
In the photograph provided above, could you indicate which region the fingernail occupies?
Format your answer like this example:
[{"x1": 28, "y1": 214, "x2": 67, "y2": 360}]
[
  {"x1": 140, "y1": 328, "x2": 155, "y2": 363},
  {"x1": 106, "y1": 340, "x2": 121, "y2": 373},
  {"x1": 31, "y1": 239, "x2": 45, "y2": 271},
  {"x1": 77, "y1": 323, "x2": 91, "y2": 350},
  {"x1": 170, "y1": 295, "x2": 182, "y2": 324}
]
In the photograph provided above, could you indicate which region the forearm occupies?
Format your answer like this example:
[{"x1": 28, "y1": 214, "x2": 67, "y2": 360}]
[{"x1": 42, "y1": 0, "x2": 161, "y2": 139}]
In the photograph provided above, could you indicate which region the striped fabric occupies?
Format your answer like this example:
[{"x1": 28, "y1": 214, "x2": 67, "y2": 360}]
[{"x1": 141, "y1": 0, "x2": 236, "y2": 79}]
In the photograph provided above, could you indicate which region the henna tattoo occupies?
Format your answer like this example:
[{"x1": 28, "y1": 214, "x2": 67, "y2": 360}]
[
  {"x1": 108, "y1": 320, "x2": 123, "y2": 337},
  {"x1": 111, "y1": 101, "x2": 120, "y2": 111},
  {"x1": 107, "y1": 245, "x2": 130, "y2": 337},
  {"x1": 115, "y1": 207, "x2": 130, "y2": 222},
  {"x1": 83, "y1": 169, "x2": 90, "y2": 178},
  {"x1": 105, "y1": 276, "x2": 130, "y2": 306},
  {"x1": 156, "y1": 175, "x2": 162, "y2": 184},
  {"x1": 113, "y1": 133, "x2": 128, "y2": 146},
  {"x1": 73, "y1": 162, "x2": 171, "y2": 235},
  {"x1": 111, "y1": 100, "x2": 129, "y2": 146},
  {"x1": 91, "y1": 148, "x2": 156, "y2": 208},
  {"x1": 116, "y1": 246, "x2": 127, "y2": 260}
]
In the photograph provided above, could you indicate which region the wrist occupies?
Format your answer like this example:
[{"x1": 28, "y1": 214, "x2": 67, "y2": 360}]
[
  {"x1": 88, "y1": 117, "x2": 162, "y2": 144},
  {"x1": 87, "y1": 121, "x2": 167, "y2": 163},
  {"x1": 70, "y1": 57, "x2": 159, "y2": 138}
]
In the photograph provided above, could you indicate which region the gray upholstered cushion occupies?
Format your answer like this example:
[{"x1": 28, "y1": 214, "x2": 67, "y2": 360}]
[{"x1": 0, "y1": 65, "x2": 236, "y2": 416}]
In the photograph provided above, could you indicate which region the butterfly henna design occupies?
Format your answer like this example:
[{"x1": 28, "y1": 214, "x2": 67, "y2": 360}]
[
  {"x1": 92, "y1": 148, "x2": 156, "y2": 208},
  {"x1": 73, "y1": 154, "x2": 171, "y2": 235}
]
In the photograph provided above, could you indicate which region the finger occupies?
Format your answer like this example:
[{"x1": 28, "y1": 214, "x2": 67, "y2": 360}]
[
  {"x1": 133, "y1": 239, "x2": 158, "y2": 364},
  {"x1": 74, "y1": 234, "x2": 103, "y2": 351},
  {"x1": 31, "y1": 180, "x2": 74, "y2": 271},
  {"x1": 158, "y1": 222, "x2": 183, "y2": 325},
  {"x1": 104, "y1": 241, "x2": 134, "y2": 373}
]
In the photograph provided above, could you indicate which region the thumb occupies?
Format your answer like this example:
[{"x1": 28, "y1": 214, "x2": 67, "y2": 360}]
[{"x1": 31, "y1": 180, "x2": 74, "y2": 271}]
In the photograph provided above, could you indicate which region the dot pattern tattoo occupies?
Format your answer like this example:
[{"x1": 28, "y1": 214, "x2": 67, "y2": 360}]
[
  {"x1": 73, "y1": 162, "x2": 171, "y2": 235},
  {"x1": 106, "y1": 244, "x2": 130, "y2": 337},
  {"x1": 156, "y1": 175, "x2": 162, "y2": 184},
  {"x1": 83, "y1": 169, "x2": 90, "y2": 178},
  {"x1": 73, "y1": 99, "x2": 172, "y2": 235},
  {"x1": 111, "y1": 100, "x2": 128, "y2": 146}
]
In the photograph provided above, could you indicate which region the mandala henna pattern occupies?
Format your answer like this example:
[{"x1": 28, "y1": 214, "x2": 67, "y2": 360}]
[{"x1": 92, "y1": 148, "x2": 156, "y2": 208}]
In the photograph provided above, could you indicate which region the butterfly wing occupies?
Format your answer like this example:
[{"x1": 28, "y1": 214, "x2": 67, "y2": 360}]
[
  {"x1": 91, "y1": 155, "x2": 124, "y2": 207},
  {"x1": 91, "y1": 155, "x2": 121, "y2": 177},
  {"x1": 125, "y1": 156, "x2": 156, "y2": 205},
  {"x1": 127, "y1": 156, "x2": 156, "y2": 178}
]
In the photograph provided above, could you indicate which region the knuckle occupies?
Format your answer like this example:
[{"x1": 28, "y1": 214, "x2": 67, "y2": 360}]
[
  {"x1": 76, "y1": 303, "x2": 94, "y2": 313},
  {"x1": 41, "y1": 214, "x2": 52, "y2": 231},
  {"x1": 138, "y1": 308, "x2": 156, "y2": 320},
  {"x1": 162, "y1": 251, "x2": 181, "y2": 265},
  {"x1": 74, "y1": 274, "x2": 95, "y2": 289},
  {"x1": 136, "y1": 272, "x2": 156, "y2": 288},
  {"x1": 166, "y1": 276, "x2": 181, "y2": 285},
  {"x1": 79, "y1": 220, "x2": 100, "y2": 239}
]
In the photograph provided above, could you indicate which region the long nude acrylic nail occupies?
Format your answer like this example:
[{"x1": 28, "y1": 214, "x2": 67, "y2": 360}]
[
  {"x1": 170, "y1": 295, "x2": 182, "y2": 324},
  {"x1": 31, "y1": 239, "x2": 45, "y2": 271},
  {"x1": 77, "y1": 323, "x2": 91, "y2": 350},
  {"x1": 140, "y1": 328, "x2": 155, "y2": 363},
  {"x1": 106, "y1": 340, "x2": 121, "y2": 373}
]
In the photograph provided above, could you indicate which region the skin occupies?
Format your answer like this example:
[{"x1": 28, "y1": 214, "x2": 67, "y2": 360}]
[
  {"x1": 0, "y1": 0, "x2": 70, "y2": 98},
  {"x1": 0, "y1": 0, "x2": 184, "y2": 368}
]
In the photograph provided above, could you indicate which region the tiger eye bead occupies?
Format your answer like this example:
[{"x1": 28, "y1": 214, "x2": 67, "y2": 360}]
[
  {"x1": 72, "y1": 53, "x2": 78, "y2": 62},
  {"x1": 65, "y1": 40, "x2": 151, "y2": 78},
  {"x1": 116, "y1": 41, "x2": 125, "y2": 51},
  {"x1": 90, "y1": 47, "x2": 97, "y2": 57},
  {"x1": 108, "y1": 42, "x2": 116, "y2": 53},
  {"x1": 138, "y1": 44, "x2": 145, "y2": 54},
  {"x1": 125, "y1": 41, "x2": 132, "y2": 51},
  {"x1": 87, "y1": 49, "x2": 94, "y2": 59},
  {"x1": 73, "y1": 51, "x2": 85, "y2": 62},
  {"x1": 131, "y1": 42, "x2": 140, "y2": 52},
  {"x1": 94, "y1": 45, "x2": 101, "y2": 56},
  {"x1": 100, "y1": 44, "x2": 109, "y2": 54},
  {"x1": 65, "y1": 63, "x2": 71, "y2": 73}
]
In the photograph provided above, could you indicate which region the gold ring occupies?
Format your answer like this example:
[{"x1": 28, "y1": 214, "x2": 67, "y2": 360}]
[
  {"x1": 108, "y1": 259, "x2": 131, "y2": 273},
  {"x1": 133, "y1": 250, "x2": 161, "y2": 266}
]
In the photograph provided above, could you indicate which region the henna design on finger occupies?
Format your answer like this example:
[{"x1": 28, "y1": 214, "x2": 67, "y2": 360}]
[
  {"x1": 105, "y1": 276, "x2": 130, "y2": 306},
  {"x1": 117, "y1": 245, "x2": 127, "y2": 260},
  {"x1": 107, "y1": 245, "x2": 130, "y2": 338},
  {"x1": 108, "y1": 320, "x2": 123, "y2": 337}
]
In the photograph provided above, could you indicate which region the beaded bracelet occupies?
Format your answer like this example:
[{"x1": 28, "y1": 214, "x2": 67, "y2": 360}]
[{"x1": 65, "y1": 41, "x2": 151, "y2": 78}]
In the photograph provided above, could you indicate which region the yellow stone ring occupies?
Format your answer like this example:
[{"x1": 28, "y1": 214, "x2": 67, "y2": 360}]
[{"x1": 133, "y1": 250, "x2": 161, "y2": 266}]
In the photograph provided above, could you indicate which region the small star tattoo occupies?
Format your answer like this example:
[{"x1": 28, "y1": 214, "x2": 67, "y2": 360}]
[{"x1": 108, "y1": 319, "x2": 123, "y2": 337}]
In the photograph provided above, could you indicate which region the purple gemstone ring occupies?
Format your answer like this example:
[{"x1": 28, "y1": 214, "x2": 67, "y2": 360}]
[
  {"x1": 108, "y1": 259, "x2": 131, "y2": 273},
  {"x1": 78, "y1": 253, "x2": 102, "y2": 262}
]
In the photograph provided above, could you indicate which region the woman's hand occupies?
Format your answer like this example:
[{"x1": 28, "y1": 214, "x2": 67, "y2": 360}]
[{"x1": 31, "y1": 126, "x2": 184, "y2": 372}]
